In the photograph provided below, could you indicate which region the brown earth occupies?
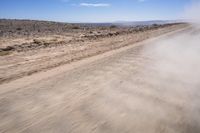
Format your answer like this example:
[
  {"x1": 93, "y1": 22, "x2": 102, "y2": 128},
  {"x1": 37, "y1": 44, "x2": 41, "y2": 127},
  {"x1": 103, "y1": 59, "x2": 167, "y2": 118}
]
[
  {"x1": 0, "y1": 20, "x2": 188, "y2": 84},
  {"x1": 0, "y1": 26, "x2": 199, "y2": 133}
]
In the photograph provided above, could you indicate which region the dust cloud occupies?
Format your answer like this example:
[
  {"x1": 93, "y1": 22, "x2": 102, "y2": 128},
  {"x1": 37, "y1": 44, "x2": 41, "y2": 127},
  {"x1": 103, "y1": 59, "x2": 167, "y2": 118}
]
[
  {"x1": 143, "y1": 29, "x2": 200, "y2": 86},
  {"x1": 142, "y1": 0, "x2": 200, "y2": 92},
  {"x1": 140, "y1": 2, "x2": 200, "y2": 131},
  {"x1": 184, "y1": 0, "x2": 200, "y2": 25}
]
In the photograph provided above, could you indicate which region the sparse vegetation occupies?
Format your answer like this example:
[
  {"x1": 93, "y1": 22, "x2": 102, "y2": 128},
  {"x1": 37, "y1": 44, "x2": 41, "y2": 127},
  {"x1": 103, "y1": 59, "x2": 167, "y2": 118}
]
[
  {"x1": 16, "y1": 27, "x2": 22, "y2": 31},
  {"x1": 0, "y1": 51, "x2": 11, "y2": 56},
  {"x1": 110, "y1": 25, "x2": 117, "y2": 29},
  {"x1": 152, "y1": 24, "x2": 159, "y2": 27},
  {"x1": 33, "y1": 39, "x2": 43, "y2": 45},
  {"x1": 0, "y1": 19, "x2": 187, "y2": 86},
  {"x1": 71, "y1": 25, "x2": 80, "y2": 29},
  {"x1": 33, "y1": 38, "x2": 58, "y2": 45},
  {"x1": 0, "y1": 20, "x2": 185, "y2": 55}
]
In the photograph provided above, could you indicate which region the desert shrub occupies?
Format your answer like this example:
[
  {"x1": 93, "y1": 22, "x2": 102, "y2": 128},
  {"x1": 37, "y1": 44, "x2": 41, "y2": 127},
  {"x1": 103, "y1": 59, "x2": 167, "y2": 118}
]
[
  {"x1": 152, "y1": 24, "x2": 160, "y2": 28},
  {"x1": 108, "y1": 33, "x2": 114, "y2": 36},
  {"x1": 33, "y1": 39, "x2": 45, "y2": 45},
  {"x1": 0, "y1": 46, "x2": 13, "y2": 56},
  {"x1": 3, "y1": 46, "x2": 14, "y2": 51},
  {"x1": 152, "y1": 24, "x2": 158, "y2": 27},
  {"x1": 33, "y1": 38, "x2": 58, "y2": 45},
  {"x1": 114, "y1": 32, "x2": 120, "y2": 35},
  {"x1": 71, "y1": 25, "x2": 80, "y2": 29},
  {"x1": 110, "y1": 25, "x2": 117, "y2": 29},
  {"x1": 136, "y1": 27, "x2": 144, "y2": 32},
  {"x1": 16, "y1": 27, "x2": 22, "y2": 31},
  {"x1": 0, "y1": 51, "x2": 11, "y2": 56}
]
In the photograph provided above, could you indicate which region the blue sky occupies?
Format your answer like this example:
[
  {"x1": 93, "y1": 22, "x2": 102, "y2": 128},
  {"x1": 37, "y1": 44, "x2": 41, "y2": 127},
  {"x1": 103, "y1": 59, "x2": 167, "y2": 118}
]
[{"x1": 0, "y1": 0, "x2": 196, "y2": 22}]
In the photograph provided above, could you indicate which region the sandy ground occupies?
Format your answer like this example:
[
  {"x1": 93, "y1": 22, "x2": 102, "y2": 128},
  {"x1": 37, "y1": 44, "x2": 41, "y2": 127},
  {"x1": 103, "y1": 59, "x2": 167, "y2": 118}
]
[
  {"x1": 0, "y1": 24, "x2": 186, "y2": 84},
  {"x1": 0, "y1": 26, "x2": 199, "y2": 133}
]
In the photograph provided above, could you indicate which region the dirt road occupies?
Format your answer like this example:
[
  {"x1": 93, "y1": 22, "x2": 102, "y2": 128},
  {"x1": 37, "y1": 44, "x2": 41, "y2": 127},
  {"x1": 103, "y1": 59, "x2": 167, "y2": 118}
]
[{"x1": 0, "y1": 28, "x2": 200, "y2": 133}]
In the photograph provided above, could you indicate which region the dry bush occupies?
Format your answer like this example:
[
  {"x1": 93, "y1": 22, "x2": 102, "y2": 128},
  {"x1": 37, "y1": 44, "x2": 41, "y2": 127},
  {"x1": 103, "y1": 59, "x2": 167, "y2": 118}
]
[
  {"x1": 0, "y1": 51, "x2": 11, "y2": 56},
  {"x1": 110, "y1": 25, "x2": 117, "y2": 29},
  {"x1": 71, "y1": 26, "x2": 80, "y2": 29},
  {"x1": 16, "y1": 27, "x2": 22, "y2": 31},
  {"x1": 33, "y1": 39, "x2": 44, "y2": 45},
  {"x1": 33, "y1": 38, "x2": 58, "y2": 45}
]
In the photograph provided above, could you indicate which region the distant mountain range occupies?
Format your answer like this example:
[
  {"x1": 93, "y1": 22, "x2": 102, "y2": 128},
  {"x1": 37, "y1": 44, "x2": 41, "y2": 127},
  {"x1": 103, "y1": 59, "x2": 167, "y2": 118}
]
[
  {"x1": 77, "y1": 20, "x2": 185, "y2": 27},
  {"x1": 113, "y1": 20, "x2": 184, "y2": 26},
  {"x1": 0, "y1": 19, "x2": 185, "y2": 28}
]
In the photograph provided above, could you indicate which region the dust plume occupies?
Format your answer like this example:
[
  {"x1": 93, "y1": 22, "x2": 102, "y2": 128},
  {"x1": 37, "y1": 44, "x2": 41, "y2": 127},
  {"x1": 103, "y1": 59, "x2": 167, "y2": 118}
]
[
  {"x1": 142, "y1": 0, "x2": 200, "y2": 88},
  {"x1": 184, "y1": 0, "x2": 200, "y2": 24},
  {"x1": 140, "y1": 2, "x2": 200, "y2": 131},
  {"x1": 142, "y1": 0, "x2": 200, "y2": 95}
]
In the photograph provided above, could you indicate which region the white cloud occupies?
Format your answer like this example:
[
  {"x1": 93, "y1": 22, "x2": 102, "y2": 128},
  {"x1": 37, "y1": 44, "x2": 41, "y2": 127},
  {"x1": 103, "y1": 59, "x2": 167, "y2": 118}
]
[{"x1": 80, "y1": 3, "x2": 110, "y2": 7}]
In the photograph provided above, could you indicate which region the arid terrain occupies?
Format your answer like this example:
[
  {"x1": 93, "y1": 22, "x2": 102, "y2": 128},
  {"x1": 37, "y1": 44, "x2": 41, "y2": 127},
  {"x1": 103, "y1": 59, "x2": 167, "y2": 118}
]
[
  {"x1": 0, "y1": 20, "x2": 187, "y2": 83},
  {"x1": 1, "y1": 20, "x2": 200, "y2": 133}
]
